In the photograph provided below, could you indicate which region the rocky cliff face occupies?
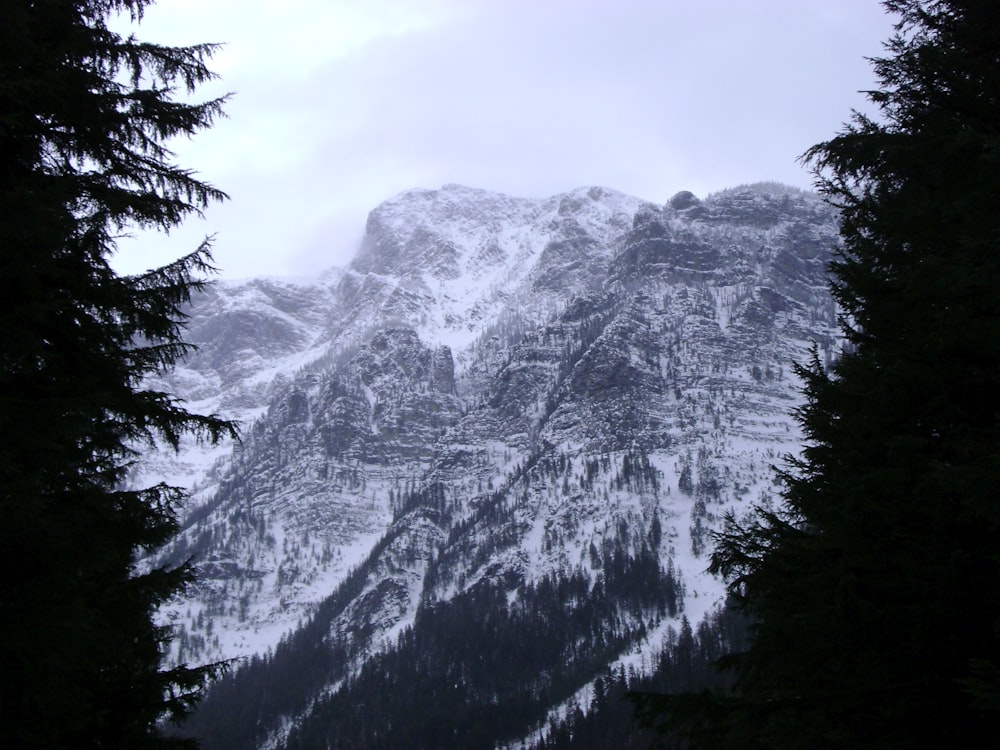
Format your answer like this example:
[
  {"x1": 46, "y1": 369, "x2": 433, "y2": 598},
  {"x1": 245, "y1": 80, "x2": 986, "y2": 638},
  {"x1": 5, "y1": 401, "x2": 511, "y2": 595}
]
[{"x1": 143, "y1": 182, "x2": 841, "y2": 749}]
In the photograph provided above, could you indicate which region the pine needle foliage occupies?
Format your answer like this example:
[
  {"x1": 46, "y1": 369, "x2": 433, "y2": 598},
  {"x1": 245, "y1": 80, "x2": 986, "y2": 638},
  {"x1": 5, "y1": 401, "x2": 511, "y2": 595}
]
[
  {"x1": 0, "y1": 2, "x2": 236, "y2": 747},
  {"x1": 636, "y1": 2, "x2": 1000, "y2": 747}
]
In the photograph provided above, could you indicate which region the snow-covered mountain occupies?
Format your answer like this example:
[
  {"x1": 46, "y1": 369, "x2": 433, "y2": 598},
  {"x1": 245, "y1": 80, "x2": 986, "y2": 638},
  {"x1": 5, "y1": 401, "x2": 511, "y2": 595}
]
[{"x1": 143, "y1": 182, "x2": 841, "y2": 749}]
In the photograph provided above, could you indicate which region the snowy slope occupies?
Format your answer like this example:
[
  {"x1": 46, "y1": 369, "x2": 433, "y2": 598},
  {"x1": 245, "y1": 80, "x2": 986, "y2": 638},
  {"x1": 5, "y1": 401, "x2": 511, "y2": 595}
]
[{"x1": 138, "y1": 182, "x2": 841, "y2": 749}]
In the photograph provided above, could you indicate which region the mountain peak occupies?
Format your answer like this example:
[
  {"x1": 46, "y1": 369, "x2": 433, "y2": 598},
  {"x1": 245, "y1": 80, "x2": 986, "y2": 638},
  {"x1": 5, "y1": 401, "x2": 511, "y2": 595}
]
[
  {"x1": 668, "y1": 189, "x2": 702, "y2": 211},
  {"x1": 145, "y1": 182, "x2": 842, "y2": 750}
]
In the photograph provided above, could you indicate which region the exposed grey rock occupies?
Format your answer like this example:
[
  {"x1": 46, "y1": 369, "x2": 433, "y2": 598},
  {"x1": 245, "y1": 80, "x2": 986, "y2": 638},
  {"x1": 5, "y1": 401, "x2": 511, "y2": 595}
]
[{"x1": 140, "y1": 182, "x2": 842, "y2": 747}]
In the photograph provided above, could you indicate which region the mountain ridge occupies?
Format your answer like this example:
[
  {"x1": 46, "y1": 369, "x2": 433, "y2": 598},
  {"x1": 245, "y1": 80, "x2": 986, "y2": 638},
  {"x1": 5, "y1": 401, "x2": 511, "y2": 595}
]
[{"x1": 141, "y1": 182, "x2": 840, "y2": 749}]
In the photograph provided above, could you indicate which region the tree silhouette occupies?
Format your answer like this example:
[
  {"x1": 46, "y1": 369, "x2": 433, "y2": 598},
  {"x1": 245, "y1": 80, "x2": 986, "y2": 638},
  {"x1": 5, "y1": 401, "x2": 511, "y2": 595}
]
[
  {"x1": 0, "y1": 2, "x2": 235, "y2": 747},
  {"x1": 637, "y1": 2, "x2": 1000, "y2": 747}
]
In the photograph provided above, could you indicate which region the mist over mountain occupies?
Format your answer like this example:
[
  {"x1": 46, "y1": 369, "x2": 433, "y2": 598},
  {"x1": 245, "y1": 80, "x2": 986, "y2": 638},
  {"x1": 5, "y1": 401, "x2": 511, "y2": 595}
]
[{"x1": 141, "y1": 182, "x2": 841, "y2": 748}]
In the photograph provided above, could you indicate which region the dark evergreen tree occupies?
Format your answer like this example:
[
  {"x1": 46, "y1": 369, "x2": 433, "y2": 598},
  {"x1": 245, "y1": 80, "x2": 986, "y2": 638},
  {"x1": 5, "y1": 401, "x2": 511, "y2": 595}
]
[
  {"x1": 0, "y1": 1, "x2": 234, "y2": 747},
  {"x1": 637, "y1": 2, "x2": 1000, "y2": 747}
]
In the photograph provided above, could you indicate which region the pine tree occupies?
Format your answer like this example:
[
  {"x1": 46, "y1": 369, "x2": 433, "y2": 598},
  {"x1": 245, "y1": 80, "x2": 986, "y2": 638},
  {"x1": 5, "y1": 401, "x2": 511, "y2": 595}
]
[
  {"x1": 0, "y1": 1, "x2": 235, "y2": 747},
  {"x1": 637, "y1": 2, "x2": 1000, "y2": 747}
]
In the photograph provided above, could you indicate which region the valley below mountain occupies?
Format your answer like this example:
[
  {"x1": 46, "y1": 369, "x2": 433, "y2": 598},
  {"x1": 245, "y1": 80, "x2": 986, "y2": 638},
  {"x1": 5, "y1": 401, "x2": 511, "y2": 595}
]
[{"x1": 142, "y1": 182, "x2": 841, "y2": 749}]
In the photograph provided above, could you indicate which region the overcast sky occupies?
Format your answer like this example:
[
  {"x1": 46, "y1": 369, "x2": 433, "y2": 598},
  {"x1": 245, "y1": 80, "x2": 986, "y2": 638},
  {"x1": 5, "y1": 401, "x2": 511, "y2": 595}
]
[{"x1": 111, "y1": 0, "x2": 895, "y2": 280}]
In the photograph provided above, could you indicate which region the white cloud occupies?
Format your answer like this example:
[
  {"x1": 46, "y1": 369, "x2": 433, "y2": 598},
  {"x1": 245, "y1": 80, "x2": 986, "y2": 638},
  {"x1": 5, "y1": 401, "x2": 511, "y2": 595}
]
[{"x1": 111, "y1": 0, "x2": 892, "y2": 279}]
